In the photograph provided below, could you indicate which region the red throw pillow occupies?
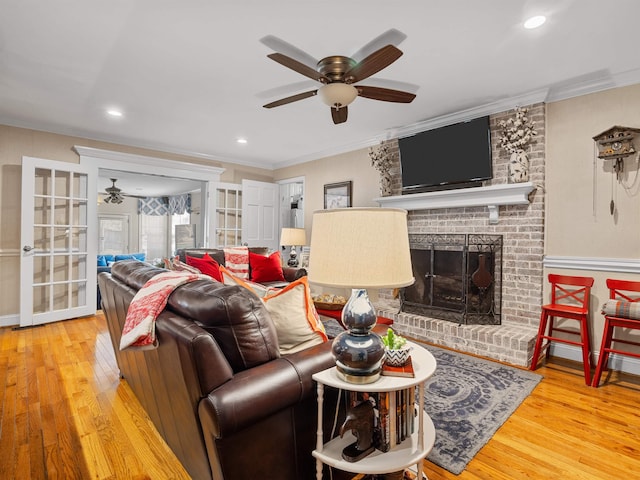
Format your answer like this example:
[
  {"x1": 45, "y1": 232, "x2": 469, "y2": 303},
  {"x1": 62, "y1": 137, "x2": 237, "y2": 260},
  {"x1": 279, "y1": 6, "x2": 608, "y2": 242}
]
[
  {"x1": 249, "y1": 251, "x2": 285, "y2": 283},
  {"x1": 186, "y1": 253, "x2": 223, "y2": 282}
]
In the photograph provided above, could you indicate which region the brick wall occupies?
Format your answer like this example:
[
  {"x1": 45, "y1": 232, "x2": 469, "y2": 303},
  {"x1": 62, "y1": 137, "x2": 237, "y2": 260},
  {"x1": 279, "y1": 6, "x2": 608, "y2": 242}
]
[{"x1": 375, "y1": 103, "x2": 546, "y2": 366}]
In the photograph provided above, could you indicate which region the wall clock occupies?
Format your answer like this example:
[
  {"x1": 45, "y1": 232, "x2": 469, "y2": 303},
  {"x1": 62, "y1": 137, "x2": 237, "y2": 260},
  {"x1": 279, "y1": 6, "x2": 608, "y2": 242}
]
[{"x1": 592, "y1": 125, "x2": 640, "y2": 215}]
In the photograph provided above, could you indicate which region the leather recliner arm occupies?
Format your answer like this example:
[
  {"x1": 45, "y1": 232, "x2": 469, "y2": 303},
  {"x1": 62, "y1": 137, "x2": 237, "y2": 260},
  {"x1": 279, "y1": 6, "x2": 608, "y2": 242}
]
[{"x1": 282, "y1": 266, "x2": 307, "y2": 282}]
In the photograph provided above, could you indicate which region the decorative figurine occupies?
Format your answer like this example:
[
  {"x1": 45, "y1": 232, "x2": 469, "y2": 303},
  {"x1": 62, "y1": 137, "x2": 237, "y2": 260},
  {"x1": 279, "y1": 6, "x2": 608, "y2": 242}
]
[{"x1": 339, "y1": 400, "x2": 376, "y2": 462}]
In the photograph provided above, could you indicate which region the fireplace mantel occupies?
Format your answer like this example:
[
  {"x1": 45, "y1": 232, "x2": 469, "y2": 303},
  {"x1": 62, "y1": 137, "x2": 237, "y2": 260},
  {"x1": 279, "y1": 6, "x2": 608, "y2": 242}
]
[{"x1": 374, "y1": 182, "x2": 536, "y2": 223}]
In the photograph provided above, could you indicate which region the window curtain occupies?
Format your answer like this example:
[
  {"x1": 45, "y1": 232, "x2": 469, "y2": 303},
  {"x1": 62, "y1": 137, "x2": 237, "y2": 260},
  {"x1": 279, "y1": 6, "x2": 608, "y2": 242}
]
[{"x1": 138, "y1": 194, "x2": 191, "y2": 216}]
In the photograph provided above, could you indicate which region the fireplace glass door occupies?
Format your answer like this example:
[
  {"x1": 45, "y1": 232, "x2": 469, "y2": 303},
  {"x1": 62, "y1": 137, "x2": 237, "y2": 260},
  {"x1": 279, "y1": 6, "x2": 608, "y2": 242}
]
[{"x1": 402, "y1": 234, "x2": 502, "y2": 325}]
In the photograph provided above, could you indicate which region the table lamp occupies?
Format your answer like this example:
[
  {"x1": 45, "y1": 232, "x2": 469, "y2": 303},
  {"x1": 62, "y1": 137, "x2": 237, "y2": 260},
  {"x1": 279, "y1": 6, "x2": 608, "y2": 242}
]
[
  {"x1": 308, "y1": 208, "x2": 414, "y2": 383},
  {"x1": 280, "y1": 227, "x2": 307, "y2": 267}
]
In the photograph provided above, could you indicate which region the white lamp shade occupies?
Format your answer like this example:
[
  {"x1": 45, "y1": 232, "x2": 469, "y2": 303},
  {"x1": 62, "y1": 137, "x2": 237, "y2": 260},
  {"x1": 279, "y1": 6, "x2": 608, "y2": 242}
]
[
  {"x1": 317, "y1": 83, "x2": 358, "y2": 108},
  {"x1": 308, "y1": 208, "x2": 414, "y2": 289},
  {"x1": 280, "y1": 227, "x2": 307, "y2": 246}
]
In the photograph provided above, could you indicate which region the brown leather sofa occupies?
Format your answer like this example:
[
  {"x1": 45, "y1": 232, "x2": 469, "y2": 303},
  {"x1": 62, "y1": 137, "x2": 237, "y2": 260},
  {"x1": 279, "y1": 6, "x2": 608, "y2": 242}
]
[
  {"x1": 175, "y1": 247, "x2": 307, "y2": 288},
  {"x1": 98, "y1": 260, "x2": 349, "y2": 480}
]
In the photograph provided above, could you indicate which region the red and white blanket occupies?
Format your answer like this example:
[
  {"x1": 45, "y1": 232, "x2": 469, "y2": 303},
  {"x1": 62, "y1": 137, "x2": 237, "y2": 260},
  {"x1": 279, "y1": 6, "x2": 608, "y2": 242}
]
[
  {"x1": 120, "y1": 271, "x2": 208, "y2": 350},
  {"x1": 223, "y1": 246, "x2": 250, "y2": 279}
]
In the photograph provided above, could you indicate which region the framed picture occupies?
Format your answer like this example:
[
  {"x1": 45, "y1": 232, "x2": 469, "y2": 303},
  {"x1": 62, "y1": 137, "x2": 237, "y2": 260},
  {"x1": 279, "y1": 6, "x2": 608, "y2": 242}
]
[
  {"x1": 324, "y1": 181, "x2": 352, "y2": 209},
  {"x1": 300, "y1": 246, "x2": 310, "y2": 268}
]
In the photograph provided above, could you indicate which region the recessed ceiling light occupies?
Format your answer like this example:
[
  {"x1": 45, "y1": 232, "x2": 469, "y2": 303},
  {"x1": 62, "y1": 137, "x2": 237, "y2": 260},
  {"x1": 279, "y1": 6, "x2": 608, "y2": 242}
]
[
  {"x1": 524, "y1": 15, "x2": 546, "y2": 29},
  {"x1": 107, "y1": 109, "x2": 123, "y2": 117},
  {"x1": 237, "y1": 138, "x2": 248, "y2": 144}
]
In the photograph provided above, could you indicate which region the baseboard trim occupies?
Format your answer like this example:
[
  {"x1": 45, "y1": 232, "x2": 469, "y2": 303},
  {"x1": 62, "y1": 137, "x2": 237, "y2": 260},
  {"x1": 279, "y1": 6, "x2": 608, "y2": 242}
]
[
  {"x1": 550, "y1": 343, "x2": 640, "y2": 377},
  {"x1": 0, "y1": 314, "x2": 19, "y2": 328}
]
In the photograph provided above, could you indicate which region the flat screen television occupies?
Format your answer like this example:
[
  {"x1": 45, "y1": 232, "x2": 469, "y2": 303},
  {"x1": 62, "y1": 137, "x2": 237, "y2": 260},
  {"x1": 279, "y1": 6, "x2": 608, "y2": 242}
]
[{"x1": 398, "y1": 116, "x2": 493, "y2": 193}]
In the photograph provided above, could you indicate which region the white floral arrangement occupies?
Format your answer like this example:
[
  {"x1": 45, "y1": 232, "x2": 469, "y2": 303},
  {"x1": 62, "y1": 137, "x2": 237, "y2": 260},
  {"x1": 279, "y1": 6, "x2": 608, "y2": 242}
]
[
  {"x1": 369, "y1": 142, "x2": 395, "y2": 196},
  {"x1": 499, "y1": 106, "x2": 537, "y2": 154},
  {"x1": 368, "y1": 142, "x2": 393, "y2": 174}
]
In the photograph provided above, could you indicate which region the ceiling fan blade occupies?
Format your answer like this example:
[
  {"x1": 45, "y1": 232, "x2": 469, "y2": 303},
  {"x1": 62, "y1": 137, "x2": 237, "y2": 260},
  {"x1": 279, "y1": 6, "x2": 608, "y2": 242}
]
[
  {"x1": 351, "y1": 29, "x2": 408, "y2": 63},
  {"x1": 356, "y1": 77, "x2": 419, "y2": 94},
  {"x1": 260, "y1": 35, "x2": 319, "y2": 69},
  {"x1": 343, "y1": 45, "x2": 403, "y2": 83},
  {"x1": 256, "y1": 80, "x2": 318, "y2": 100},
  {"x1": 263, "y1": 90, "x2": 317, "y2": 108},
  {"x1": 356, "y1": 85, "x2": 416, "y2": 103},
  {"x1": 267, "y1": 53, "x2": 329, "y2": 83},
  {"x1": 331, "y1": 106, "x2": 348, "y2": 125}
]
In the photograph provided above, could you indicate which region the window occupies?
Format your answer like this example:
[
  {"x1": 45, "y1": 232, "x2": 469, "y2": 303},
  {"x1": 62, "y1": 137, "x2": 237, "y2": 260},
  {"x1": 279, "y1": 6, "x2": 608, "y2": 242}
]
[{"x1": 139, "y1": 211, "x2": 191, "y2": 260}]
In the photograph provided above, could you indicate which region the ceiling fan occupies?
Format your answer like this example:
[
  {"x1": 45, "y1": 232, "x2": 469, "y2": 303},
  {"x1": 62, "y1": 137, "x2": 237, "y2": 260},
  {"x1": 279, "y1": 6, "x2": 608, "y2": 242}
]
[
  {"x1": 261, "y1": 30, "x2": 417, "y2": 124},
  {"x1": 101, "y1": 178, "x2": 145, "y2": 204}
]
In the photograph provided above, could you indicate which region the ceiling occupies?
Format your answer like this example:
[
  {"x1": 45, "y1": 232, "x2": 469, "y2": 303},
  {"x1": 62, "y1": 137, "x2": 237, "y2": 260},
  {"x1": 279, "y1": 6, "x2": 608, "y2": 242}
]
[{"x1": 3, "y1": 1, "x2": 640, "y2": 172}]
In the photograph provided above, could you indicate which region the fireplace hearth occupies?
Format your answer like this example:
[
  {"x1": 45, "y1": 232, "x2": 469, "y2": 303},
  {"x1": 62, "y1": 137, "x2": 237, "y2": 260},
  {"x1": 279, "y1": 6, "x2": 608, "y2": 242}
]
[{"x1": 401, "y1": 234, "x2": 503, "y2": 325}]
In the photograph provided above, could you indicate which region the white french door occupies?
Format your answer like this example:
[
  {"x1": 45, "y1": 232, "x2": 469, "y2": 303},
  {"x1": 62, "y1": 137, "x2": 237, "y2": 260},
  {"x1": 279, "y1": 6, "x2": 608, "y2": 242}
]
[{"x1": 20, "y1": 157, "x2": 97, "y2": 327}]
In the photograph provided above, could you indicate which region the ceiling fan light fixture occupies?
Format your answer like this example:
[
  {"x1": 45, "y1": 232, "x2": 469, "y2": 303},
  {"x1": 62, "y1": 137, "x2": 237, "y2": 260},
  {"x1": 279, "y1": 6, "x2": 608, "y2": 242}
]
[
  {"x1": 524, "y1": 15, "x2": 546, "y2": 29},
  {"x1": 317, "y1": 83, "x2": 358, "y2": 109}
]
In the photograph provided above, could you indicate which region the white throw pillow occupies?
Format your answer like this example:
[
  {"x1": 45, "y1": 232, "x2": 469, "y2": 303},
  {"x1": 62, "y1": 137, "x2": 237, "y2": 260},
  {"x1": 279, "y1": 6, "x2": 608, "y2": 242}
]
[{"x1": 261, "y1": 277, "x2": 328, "y2": 354}]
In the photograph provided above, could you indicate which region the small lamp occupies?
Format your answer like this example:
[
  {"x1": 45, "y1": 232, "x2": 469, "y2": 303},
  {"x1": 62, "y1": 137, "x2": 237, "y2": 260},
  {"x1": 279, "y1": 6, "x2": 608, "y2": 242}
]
[
  {"x1": 308, "y1": 208, "x2": 414, "y2": 384},
  {"x1": 280, "y1": 227, "x2": 307, "y2": 267}
]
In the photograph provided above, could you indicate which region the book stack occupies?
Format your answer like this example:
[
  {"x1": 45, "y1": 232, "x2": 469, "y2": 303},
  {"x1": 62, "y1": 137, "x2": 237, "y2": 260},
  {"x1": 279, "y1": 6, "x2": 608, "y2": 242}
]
[{"x1": 347, "y1": 386, "x2": 417, "y2": 453}]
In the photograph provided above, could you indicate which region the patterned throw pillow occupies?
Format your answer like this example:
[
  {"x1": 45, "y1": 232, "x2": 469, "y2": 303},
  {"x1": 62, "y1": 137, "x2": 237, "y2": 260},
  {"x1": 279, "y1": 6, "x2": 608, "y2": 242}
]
[
  {"x1": 261, "y1": 277, "x2": 328, "y2": 355},
  {"x1": 223, "y1": 246, "x2": 250, "y2": 279},
  {"x1": 601, "y1": 299, "x2": 640, "y2": 320}
]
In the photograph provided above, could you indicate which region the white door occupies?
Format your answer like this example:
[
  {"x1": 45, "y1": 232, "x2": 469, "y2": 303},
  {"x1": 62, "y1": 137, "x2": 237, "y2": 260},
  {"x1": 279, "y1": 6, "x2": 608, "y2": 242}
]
[
  {"x1": 20, "y1": 157, "x2": 97, "y2": 327},
  {"x1": 241, "y1": 179, "x2": 279, "y2": 251}
]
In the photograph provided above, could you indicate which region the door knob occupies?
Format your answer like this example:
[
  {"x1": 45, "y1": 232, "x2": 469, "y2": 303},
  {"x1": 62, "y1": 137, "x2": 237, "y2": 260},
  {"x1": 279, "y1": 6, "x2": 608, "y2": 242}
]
[{"x1": 23, "y1": 245, "x2": 34, "y2": 252}]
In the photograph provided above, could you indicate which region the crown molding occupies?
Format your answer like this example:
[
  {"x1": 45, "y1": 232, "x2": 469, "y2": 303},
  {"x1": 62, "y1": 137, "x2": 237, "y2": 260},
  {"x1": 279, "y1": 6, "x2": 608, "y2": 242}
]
[{"x1": 74, "y1": 146, "x2": 225, "y2": 178}]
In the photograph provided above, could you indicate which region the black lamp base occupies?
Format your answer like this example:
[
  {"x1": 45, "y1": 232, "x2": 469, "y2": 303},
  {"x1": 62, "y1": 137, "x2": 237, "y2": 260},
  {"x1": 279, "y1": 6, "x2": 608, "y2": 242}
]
[
  {"x1": 331, "y1": 289, "x2": 384, "y2": 384},
  {"x1": 287, "y1": 246, "x2": 299, "y2": 267}
]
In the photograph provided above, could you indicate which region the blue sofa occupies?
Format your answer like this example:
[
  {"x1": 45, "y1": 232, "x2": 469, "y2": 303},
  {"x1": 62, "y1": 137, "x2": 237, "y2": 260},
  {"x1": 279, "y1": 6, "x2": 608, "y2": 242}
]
[{"x1": 97, "y1": 253, "x2": 146, "y2": 308}]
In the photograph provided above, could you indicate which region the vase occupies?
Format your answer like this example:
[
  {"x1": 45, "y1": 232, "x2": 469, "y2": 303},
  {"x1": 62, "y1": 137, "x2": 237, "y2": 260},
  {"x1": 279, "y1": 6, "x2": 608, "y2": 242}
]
[
  {"x1": 508, "y1": 149, "x2": 529, "y2": 183},
  {"x1": 379, "y1": 173, "x2": 393, "y2": 196}
]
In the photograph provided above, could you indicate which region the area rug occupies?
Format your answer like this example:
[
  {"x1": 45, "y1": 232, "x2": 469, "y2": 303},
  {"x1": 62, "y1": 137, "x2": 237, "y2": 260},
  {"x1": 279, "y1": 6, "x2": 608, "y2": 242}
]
[
  {"x1": 418, "y1": 343, "x2": 542, "y2": 475},
  {"x1": 319, "y1": 320, "x2": 542, "y2": 475}
]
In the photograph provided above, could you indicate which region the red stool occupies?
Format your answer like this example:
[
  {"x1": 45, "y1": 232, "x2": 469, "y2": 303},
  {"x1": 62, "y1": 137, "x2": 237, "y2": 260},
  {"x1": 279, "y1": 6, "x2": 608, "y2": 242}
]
[
  {"x1": 592, "y1": 279, "x2": 640, "y2": 387},
  {"x1": 530, "y1": 274, "x2": 594, "y2": 385}
]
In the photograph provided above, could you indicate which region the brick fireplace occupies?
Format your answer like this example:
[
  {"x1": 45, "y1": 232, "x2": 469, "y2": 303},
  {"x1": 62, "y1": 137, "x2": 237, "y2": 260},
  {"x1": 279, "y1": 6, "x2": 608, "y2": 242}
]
[{"x1": 374, "y1": 103, "x2": 546, "y2": 367}]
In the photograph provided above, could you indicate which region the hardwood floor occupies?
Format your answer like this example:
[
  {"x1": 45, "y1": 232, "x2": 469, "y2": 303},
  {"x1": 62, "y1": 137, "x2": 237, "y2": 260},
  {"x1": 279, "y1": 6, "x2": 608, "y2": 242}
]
[
  {"x1": 1, "y1": 314, "x2": 639, "y2": 479},
  {"x1": 0, "y1": 313, "x2": 190, "y2": 480}
]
